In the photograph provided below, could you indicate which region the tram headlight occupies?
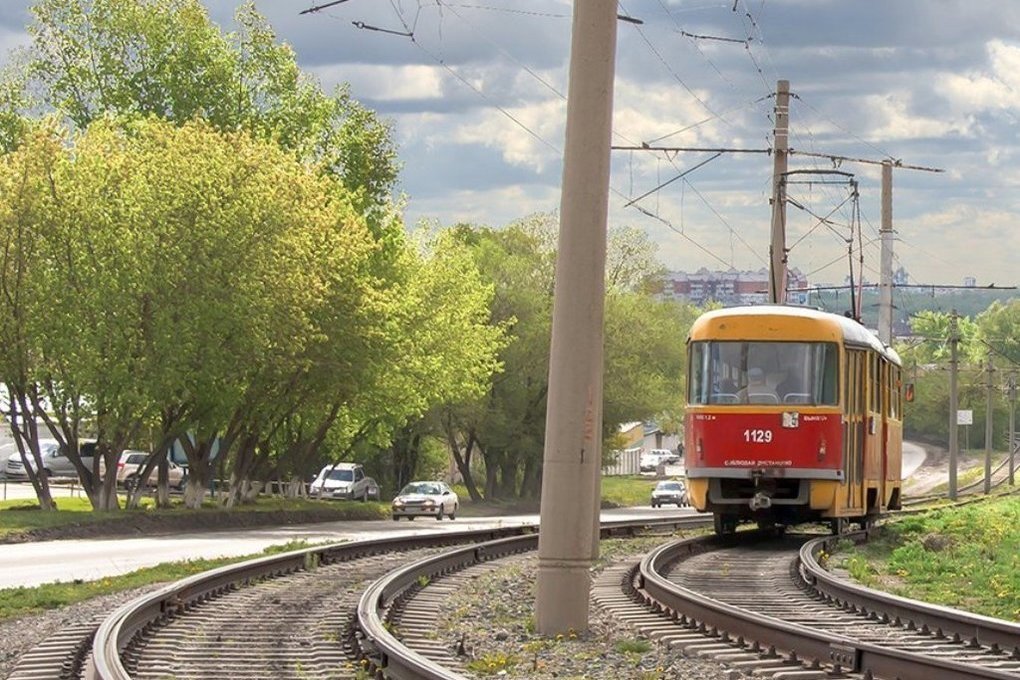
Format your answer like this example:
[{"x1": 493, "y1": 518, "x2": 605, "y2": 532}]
[
  {"x1": 696, "y1": 437, "x2": 704, "y2": 460},
  {"x1": 818, "y1": 439, "x2": 827, "y2": 461}
]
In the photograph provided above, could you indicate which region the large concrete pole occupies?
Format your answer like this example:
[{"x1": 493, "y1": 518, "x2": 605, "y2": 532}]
[
  {"x1": 768, "y1": 80, "x2": 790, "y2": 304},
  {"x1": 535, "y1": 0, "x2": 618, "y2": 635},
  {"x1": 878, "y1": 161, "x2": 894, "y2": 345}
]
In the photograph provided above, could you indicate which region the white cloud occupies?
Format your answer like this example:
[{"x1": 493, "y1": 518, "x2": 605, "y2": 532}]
[
  {"x1": 407, "y1": 184, "x2": 560, "y2": 228},
  {"x1": 863, "y1": 94, "x2": 964, "y2": 141},
  {"x1": 452, "y1": 98, "x2": 566, "y2": 172},
  {"x1": 937, "y1": 40, "x2": 1020, "y2": 114},
  {"x1": 309, "y1": 63, "x2": 445, "y2": 101},
  {"x1": 613, "y1": 79, "x2": 722, "y2": 146}
]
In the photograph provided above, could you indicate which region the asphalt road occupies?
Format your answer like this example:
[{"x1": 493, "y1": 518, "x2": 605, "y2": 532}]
[
  {"x1": 0, "y1": 441, "x2": 931, "y2": 590},
  {"x1": 0, "y1": 506, "x2": 696, "y2": 589}
]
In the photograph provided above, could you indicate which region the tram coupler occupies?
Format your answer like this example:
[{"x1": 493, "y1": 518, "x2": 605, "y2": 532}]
[{"x1": 749, "y1": 492, "x2": 772, "y2": 510}]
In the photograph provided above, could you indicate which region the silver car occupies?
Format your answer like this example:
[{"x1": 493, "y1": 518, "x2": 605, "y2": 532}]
[
  {"x1": 650, "y1": 480, "x2": 688, "y2": 508},
  {"x1": 4, "y1": 440, "x2": 95, "y2": 479},
  {"x1": 391, "y1": 481, "x2": 459, "y2": 521}
]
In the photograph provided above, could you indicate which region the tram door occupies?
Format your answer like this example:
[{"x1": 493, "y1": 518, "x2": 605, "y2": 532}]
[
  {"x1": 842, "y1": 349, "x2": 866, "y2": 513},
  {"x1": 866, "y1": 354, "x2": 885, "y2": 513}
]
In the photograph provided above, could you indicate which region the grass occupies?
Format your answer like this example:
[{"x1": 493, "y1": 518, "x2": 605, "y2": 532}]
[
  {"x1": 614, "y1": 639, "x2": 652, "y2": 654},
  {"x1": 835, "y1": 495, "x2": 1020, "y2": 621},
  {"x1": 601, "y1": 475, "x2": 664, "y2": 507},
  {"x1": 926, "y1": 451, "x2": 1008, "y2": 494},
  {"x1": 0, "y1": 493, "x2": 390, "y2": 540},
  {"x1": 446, "y1": 475, "x2": 664, "y2": 513},
  {"x1": 0, "y1": 539, "x2": 332, "y2": 622}
]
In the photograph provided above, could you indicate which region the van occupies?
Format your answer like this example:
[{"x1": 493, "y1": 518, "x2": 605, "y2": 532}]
[{"x1": 4, "y1": 440, "x2": 96, "y2": 479}]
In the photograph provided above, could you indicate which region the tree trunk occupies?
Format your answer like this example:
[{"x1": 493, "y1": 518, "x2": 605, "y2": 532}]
[
  {"x1": 390, "y1": 426, "x2": 422, "y2": 491},
  {"x1": 9, "y1": 390, "x2": 56, "y2": 510},
  {"x1": 156, "y1": 455, "x2": 170, "y2": 509},
  {"x1": 446, "y1": 423, "x2": 482, "y2": 502},
  {"x1": 241, "y1": 480, "x2": 263, "y2": 503},
  {"x1": 225, "y1": 433, "x2": 258, "y2": 508},
  {"x1": 499, "y1": 461, "x2": 517, "y2": 498},
  {"x1": 483, "y1": 452, "x2": 499, "y2": 499},
  {"x1": 519, "y1": 455, "x2": 541, "y2": 499},
  {"x1": 183, "y1": 475, "x2": 206, "y2": 508}
]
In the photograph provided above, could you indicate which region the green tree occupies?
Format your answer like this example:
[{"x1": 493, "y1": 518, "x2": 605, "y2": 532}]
[
  {"x1": 439, "y1": 214, "x2": 693, "y2": 501},
  {"x1": 0, "y1": 122, "x2": 63, "y2": 509},
  {"x1": 22, "y1": 0, "x2": 398, "y2": 212},
  {"x1": 4, "y1": 116, "x2": 384, "y2": 510},
  {"x1": 0, "y1": 0, "x2": 406, "y2": 509}
]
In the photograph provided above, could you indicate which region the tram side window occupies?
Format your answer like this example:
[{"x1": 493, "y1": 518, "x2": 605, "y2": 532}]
[
  {"x1": 870, "y1": 355, "x2": 879, "y2": 412},
  {"x1": 894, "y1": 366, "x2": 901, "y2": 417},
  {"x1": 688, "y1": 343, "x2": 708, "y2": 405}
]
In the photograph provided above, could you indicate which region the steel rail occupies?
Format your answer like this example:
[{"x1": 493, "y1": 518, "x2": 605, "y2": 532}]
[
  {"x1": 88, "y1": 525, "x2": 536, "y2": 680},
  {"x1": 800, "y1": 534, "x2": 1020, "y2": 657},
  {"x1": 357, "y1": 534, "x2": 539, "y2": 679},
  {"x1": 356, "y1": 516, "x2": 710, "y2": 680},
  {"x1": 640, "y1": 534, "x2": 1020, "y2": 680},
  {"x1": 89, "y1": 515, "x2": 708, "y2": 680}
]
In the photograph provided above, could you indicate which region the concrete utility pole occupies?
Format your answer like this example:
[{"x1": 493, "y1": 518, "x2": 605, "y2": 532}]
[
  {"x1": 768, "y1": 79, "x2": 790, "y2": 305},
  {"x1": 948, "y1": 310, "x2": 960, "y2": 500},
  {"x1": 878, "y1": 161, "x2": 894, "y2": 345},
  {"x1": 1009, "y1": 372, "x2": 1017, "y2": 486},
  {"x1": 535, "y1": 0, "x2": 618, "y2": 636},
  {"x1": 985, "y1": 355, "x2": 995, "y2": 495}
]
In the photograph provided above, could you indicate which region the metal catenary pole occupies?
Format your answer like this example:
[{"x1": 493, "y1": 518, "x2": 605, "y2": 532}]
[
  {"x1": 985, "y1": 354, "x2": 994, "y2": 495},
  {"x1": 535, "y1": 0, "x2": 618, "y2": 636},
  {"x1": 948, "y1": 310, "x2": 959, "y2": 500},
  {"x1": 1010, "y1": 372, "x2": 1017, "y2": 486}
]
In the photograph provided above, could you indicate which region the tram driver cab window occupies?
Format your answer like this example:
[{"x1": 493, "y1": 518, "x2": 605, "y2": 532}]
[{"x1": 740, "y1": 368, "x2": 779, "y2": 404}]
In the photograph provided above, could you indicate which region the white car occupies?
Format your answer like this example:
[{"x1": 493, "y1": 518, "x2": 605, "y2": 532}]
[
  {"x1": 309, "y1": 463, "x2": 379, "y2": 501},
  {"x1": 391, "y1": 481, "x2": 458, "y2": 521},
  {"x1": 639, "y1": 450, "x2": 670, "y2": 472}
]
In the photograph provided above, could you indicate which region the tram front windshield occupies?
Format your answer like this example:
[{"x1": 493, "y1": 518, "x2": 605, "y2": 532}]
[{"x1": 688, "y1": 341, "x2": 838, "y2": 406}]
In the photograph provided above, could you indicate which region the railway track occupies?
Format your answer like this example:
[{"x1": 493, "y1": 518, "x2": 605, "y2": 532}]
[
  {"x1": 8, "y1": 509, "x2": 1020, "y2": 680},
  {"x1": 36, "y1": 517, "x2": 696, "y2": 680},
  {"x1": 633, "y1": 531, "x2": 1020, "y2": 680}
]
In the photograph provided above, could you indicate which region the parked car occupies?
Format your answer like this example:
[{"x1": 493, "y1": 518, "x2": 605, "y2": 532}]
[
  {"x1": 639, "y1": 451, "x2": 666, "y2": 472},
  {"x1": 4, "y1": 439, "x2": 95, "y2": 479},
  {"x1": 310, "y1": 463, "x2": 379, "y2": 501},
  {"x1": 112, "y1": 451, "x2": 187, "y2": 491},
  {"x1": 650, "y1": 448, "x2": 681, "y2": 464},
  {"x1": 650, "y1": 480, "x2": 688, "y2": 507},
  {"x1": 391, "y1": 481, "x2": 458, "y2": 521}
]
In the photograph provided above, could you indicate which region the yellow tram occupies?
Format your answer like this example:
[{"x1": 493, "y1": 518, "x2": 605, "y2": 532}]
[{"x1": 683, "y1": 306, "x2": 903, "y2": 534}]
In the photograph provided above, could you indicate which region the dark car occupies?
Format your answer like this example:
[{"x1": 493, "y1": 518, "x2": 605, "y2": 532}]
[{"x1": 650, "y1": 480, "x2": 688, "y2": 508}]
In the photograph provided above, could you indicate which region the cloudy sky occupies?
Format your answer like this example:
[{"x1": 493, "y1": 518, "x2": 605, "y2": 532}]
[{"x1": 2, "y1": 1, "x2": 1019, "y2": 288}]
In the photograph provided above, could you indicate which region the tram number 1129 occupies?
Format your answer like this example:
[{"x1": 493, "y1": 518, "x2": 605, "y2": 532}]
[{"x1": 743, "y1": 429, "x2": 773, "y2": 443}]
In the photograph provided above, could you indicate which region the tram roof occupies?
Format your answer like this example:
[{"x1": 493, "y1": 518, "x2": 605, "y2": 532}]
[{"x1": 690, "y1": 305, "x2": 901, "y2": 365}]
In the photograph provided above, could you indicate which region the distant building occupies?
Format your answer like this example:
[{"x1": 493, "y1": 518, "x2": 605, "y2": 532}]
[
  {"x1": 964, "y1": 276, "x2": 977, "y2": 288},
  {"x1": 659, "y1": 267, "x2": 808, "y2": 306}
]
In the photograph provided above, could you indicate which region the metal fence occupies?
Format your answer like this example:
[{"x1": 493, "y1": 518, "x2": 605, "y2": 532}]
[{"x1": 603, "y1": 447, "x2": 642, "y2": 476}]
